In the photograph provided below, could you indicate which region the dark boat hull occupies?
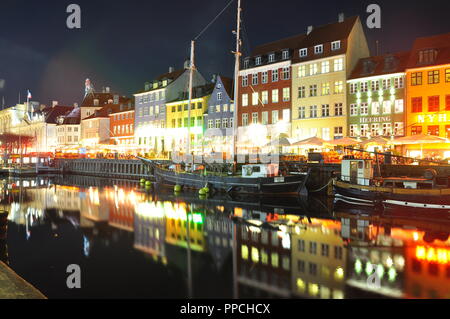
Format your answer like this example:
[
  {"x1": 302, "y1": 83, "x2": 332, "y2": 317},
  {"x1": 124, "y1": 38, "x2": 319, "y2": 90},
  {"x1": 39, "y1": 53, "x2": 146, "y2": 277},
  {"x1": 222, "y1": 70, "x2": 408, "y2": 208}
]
[{"x1": 141, "y1": 158, "x2": 308, "y2": 195}]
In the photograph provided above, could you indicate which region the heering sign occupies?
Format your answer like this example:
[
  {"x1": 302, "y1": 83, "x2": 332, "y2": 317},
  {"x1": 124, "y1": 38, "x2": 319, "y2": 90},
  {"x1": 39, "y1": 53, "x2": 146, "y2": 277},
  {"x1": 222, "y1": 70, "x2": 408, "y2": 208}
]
[{"x1": 360, "y1": 116, "x2": 391, "y2": 124}]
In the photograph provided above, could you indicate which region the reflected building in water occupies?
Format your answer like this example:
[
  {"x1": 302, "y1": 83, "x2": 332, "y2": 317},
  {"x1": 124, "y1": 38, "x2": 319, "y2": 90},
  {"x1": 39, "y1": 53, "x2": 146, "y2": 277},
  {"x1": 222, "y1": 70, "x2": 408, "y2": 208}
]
[{"x1": 205, "y1": 207, "x2": 233, "y2": 271}]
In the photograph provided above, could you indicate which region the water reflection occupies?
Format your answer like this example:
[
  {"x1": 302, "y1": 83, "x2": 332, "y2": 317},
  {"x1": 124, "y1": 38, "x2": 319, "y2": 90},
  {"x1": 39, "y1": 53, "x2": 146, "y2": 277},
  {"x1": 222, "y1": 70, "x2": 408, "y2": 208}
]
[{"x1": 1, "y1": 176, "x2": 449, "y2": 299}]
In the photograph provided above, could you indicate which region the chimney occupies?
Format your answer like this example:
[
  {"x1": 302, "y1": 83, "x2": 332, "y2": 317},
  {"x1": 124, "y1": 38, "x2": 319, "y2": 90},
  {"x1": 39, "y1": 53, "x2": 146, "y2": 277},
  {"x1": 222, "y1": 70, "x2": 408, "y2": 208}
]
[
  {"x1": 338, "y1": 13, "x2": 345, "y2": 23},
  {"x1": 113, "y1": 94, "x2": 119, "y2": 104},
  {"x1": 144, "y1": 82, "x2": 150, "y2": 91},
  {"x1": 307, "y1": 26, "x2": 313, "y2": 35},
  {"x1": 52, "y1": 101, "x2": 58, "y2": 107},
  {"x1": 169, "y1": 66, "x2": 175, "y2": 73},
  {"x1": 211, "y1": 74, "x2": 217, "y2": 83},
  {"x1": 105, "y1": 87, "x2": 110, "y2": 93},
  {"x1": 74, "y1": 103, "x2": 79, "y2": 108},
  {"x1": 184, "y1": 58, "x2": 190, "y2": 70}
]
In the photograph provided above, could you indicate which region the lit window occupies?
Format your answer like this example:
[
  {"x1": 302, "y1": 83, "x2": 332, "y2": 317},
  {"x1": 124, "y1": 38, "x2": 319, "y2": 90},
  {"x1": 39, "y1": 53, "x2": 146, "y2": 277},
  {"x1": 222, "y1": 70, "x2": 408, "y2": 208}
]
[
  {"x1": 334, "y1": 58, "x2": 344, "y2": 71},
  {"x1": 322, "y1": 61, "x2": 330, "y2": 73},
  {"x1": 272, "y1": 89, "x2": 279, "y2": 103}
]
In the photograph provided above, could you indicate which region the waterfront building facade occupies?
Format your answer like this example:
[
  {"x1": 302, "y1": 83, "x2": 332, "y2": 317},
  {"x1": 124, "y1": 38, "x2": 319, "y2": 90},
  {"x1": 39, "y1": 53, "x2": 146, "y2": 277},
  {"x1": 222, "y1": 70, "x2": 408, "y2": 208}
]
[
  {"x1": 133, "y1": 65, "x2": 207, "y2": 156},
  {"x1": 56, "y1": 106, "x2": 81, "y2": 148},
  {"x1": 291, "y1": 15, "x2": 369, "y2": 141},
  {"x1": 165, "y1": 84, "x2": 213, "y2": 153},
  {"x1": 109, "y1": 103, "x2": 135, "y2": 147},
  {"x1": 405, "y1": 32, "x2": 450, "y2": 157},
  {"x1": 347, "y1": 52, "x2": 409, "y2": 139},
  {"x1": 204, "y1": 75, "x2": 234, "y2": 154},
  {"x1": 238, "y1": 34, "x2": 301, "y2": 146}
]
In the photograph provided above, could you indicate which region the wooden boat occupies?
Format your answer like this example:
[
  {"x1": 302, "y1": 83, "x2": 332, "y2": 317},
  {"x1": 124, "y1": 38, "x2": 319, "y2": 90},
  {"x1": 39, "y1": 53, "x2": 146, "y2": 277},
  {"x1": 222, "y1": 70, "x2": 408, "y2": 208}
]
[
  {"x1": 139, "y1": 157, "x2": 309, "y2": 196},
  {"x1": 333, "y1": 157, "x2": 450, "y2": 213}
]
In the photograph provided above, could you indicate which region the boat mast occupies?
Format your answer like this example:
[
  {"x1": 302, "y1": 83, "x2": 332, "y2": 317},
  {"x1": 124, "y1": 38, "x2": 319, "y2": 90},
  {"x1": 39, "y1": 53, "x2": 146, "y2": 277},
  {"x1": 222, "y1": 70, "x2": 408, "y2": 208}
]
[
  {"x1": 187, "y1": 40, "x2": 195, "y2": 157},
  {"x1": 231, "y1": 0, "x2": 242, "y2": 160}
]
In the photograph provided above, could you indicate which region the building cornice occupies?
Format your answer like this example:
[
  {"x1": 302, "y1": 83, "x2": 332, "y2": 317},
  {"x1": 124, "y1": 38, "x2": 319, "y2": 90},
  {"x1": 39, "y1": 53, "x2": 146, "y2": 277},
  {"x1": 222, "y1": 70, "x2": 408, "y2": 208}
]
[{"x1": 239, "y1": 61, "x2": 291, "y2": 76}]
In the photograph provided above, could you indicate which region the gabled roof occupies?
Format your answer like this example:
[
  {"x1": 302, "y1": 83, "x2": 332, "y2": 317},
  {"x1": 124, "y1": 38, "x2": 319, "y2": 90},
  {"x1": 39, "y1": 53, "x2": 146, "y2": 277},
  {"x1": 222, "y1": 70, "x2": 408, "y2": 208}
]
[
  {"x1": 349, "y1": 51, "x2": 410, "y2": 80},
  {"x1": 81, "y1": 92, "x2": 131, "y2": 107},
  {"x1": 251, "y1": 33, "x2": 307, "y2": 57},
  {"x1": 407, "y1": 32, "x2": 450, "y2": 68},
  {"x1": 166, "y1": 83, "x2": 215, "y2": 104},
  {"x1": 83, "y1": 104, "x2": 119, "y2": 120},
  {"x1": 217, "y1": 75, "x2": 234, "y2": 99},
  {"x1": 43, "y1": 105, "x2": 74, "y2": 124}
]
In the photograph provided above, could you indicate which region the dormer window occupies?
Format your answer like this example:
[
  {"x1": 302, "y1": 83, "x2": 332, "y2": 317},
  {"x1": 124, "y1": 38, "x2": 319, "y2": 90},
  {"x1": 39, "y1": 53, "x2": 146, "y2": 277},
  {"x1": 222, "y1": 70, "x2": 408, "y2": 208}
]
[
  {"x1": 299, "y1": 48, "x2": 308, "y2": 57},
  {"x1": 255, "y1": 56, "x2": 262, "y2": 65},
  {"x1": 418, "y1": 49, "x2": 438, "y2": 64},
  {"x1": 268, "y1": 53, "x2": 275, "y2": 63},
  {"x1": 93, "y1": 99, "x2": 99, "y2": 106},
  {"x1": 314, "y1": 45, "x2": 323, "y2": 55},
  {"x1": 332, "y1": 41, "x2": 341, "y2": 51},
  {"x1": 282, "y1": 50, "x2": 289, "y2": 60},
  {"x1": 244, "y1": 58, "x2": 250, "y2": 68},
  {"x1": 217, "y1": 92, "x2": 222, "y2": 101}
]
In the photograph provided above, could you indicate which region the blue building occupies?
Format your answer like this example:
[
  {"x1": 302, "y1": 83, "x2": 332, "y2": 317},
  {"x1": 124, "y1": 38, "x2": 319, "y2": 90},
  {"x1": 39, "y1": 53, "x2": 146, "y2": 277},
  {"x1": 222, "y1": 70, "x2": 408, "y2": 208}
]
[
  {"x1": 134, "y1": 63, "x2": 206, "y2": 156},
  {"x1": 204, "y1": 75, "x2": 234, "y2": 153}
]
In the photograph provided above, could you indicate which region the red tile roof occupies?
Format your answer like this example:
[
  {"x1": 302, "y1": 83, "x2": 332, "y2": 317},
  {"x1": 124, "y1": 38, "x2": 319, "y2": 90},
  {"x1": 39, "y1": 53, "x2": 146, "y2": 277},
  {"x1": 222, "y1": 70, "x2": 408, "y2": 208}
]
[
  {"x1": 81, "y1": 92, "x2": 131, "y2": 107},
  {"x1": 83, "y1": 104, "x2": 120, "y2": 120},
  {"x1": 349, "y1": 51, "x2": 410, "y2": 80},
  {"x1": 407, "y1": 32, "x2": 450, "y2": 68}
]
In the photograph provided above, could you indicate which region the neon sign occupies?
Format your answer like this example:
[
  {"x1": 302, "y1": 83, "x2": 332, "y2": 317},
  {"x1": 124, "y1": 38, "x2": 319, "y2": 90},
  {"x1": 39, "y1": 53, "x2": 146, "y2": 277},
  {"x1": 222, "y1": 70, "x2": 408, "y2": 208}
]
[
  {"x1": 417, "y1": 113, "x2": 449, "y2": 124},
  {"x1": 415, "y1": 246, "x2": 450, "y2": 264}
]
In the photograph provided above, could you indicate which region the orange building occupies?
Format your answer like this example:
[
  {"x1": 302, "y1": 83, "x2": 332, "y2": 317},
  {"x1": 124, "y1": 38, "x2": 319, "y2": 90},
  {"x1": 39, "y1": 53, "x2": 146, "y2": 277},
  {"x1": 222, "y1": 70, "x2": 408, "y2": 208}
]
[
  {"x1": 109, "y1": 104, "x2": 135, "y2": 146},
  {"x1": 405, "y1": 32, "x2": 450, "y2": 158}
]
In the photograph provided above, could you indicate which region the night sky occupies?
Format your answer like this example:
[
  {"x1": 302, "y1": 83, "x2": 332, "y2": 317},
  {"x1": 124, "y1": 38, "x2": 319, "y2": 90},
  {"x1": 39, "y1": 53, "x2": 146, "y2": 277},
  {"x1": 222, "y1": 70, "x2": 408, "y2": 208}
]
[{"x1": 0, "y1": 0, "x2": 449, "y2": 107}]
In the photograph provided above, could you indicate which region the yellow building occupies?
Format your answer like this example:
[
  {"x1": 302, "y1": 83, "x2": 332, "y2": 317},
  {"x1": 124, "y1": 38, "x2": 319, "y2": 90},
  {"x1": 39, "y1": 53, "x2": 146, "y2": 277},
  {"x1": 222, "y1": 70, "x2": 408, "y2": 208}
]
[
  {"x1": 291, "y1": 15, "x2": 369, "y2": 142},
  {"x1": 165, "y1": 84, "x2": 213, "y2": 153},
  {"x1": 405, "y1": 32, "x2": 450, "y2": 158}
]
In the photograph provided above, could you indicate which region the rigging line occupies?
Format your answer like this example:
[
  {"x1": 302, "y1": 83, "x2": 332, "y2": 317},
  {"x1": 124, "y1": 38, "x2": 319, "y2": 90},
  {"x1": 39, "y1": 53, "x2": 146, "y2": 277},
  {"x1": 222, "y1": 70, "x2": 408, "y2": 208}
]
[{"x1": 194, "y1": 0, "x2": 236, "y2": 41}]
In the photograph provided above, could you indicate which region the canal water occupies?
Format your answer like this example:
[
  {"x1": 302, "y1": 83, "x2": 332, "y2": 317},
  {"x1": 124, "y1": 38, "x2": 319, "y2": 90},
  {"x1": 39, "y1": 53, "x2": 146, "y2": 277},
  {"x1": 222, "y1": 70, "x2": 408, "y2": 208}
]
[{"x1": 0, "y1": 175, "x2": 449, "y2": 299}]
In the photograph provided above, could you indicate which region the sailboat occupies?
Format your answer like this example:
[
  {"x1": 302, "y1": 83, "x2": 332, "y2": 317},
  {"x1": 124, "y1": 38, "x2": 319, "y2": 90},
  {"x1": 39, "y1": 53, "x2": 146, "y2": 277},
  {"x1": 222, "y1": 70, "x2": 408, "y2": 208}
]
[{"x1": 139, "y1": 0, "x2": 309, "y2": 195}]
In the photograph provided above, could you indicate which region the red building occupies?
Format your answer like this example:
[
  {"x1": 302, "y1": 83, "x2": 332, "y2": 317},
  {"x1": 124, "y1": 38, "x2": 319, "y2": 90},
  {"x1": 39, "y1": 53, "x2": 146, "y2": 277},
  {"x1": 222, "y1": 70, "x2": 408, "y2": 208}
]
[
  {"x1": 237, "y1": 34, "x2": 305, "y2": 145},
  {"x1": 109, "y1": 104, "x2": 135, "y2": 146}
]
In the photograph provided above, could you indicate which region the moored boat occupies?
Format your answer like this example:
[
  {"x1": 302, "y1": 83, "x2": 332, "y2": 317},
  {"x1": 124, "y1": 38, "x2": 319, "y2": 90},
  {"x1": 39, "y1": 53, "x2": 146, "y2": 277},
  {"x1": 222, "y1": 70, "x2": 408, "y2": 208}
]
[{"x1": 333, "y1": 157, "x2": 450, "y2": 213}]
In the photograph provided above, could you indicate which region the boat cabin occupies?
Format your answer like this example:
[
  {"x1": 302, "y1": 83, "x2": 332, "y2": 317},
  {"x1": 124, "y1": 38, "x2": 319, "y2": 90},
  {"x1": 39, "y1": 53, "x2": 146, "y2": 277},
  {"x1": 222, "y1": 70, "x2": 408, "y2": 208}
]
[
  {"x1": 341, "y1": 159, "x2": 373, "y2": 186},
  {"x1": 242, "y1": 164, "x2": 279, "y2": 178}
]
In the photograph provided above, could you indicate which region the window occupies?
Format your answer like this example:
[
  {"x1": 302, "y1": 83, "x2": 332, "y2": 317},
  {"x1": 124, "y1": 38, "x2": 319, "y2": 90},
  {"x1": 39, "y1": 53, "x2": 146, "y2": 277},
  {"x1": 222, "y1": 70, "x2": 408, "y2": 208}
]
[
  {"x1": 446, "y1": 69, "x2": 450, "y2": 82},
  {"x1": 242, "y1": 94, "x2": 248, "y2": 107},
  {"x1": 223, "y1": 104, "x2": 228, "y2": 112},
  {"x1": 242, "y1": 75, "x2": 248, "y2": 87},
  {"x1": 282, "y1": 67, "x2": 290, "y2": 80},
  {"x1": 446, "y1": 95, "x2": 450, "y2": 111},
  {"x1": 394, "y1": 77, "x2": 404, "y2": 89},
  {"x1": 372, "y1": 102, "x2": 380, "y2": 115},
  {"x1": 411, "y1": 72, "x2": 422, "y2": 86},
  {"x1": 298, "y1": 260, "x2": 305, "y2": 272},
  {"x1": 299, "y1": 48, "x2": 307, "y2": 57},
  {"x1": 298, "y1": 106, "x2": 306, "y2": 119},
  {"x1": 371, "y1": 80, "x2": 380, "y2": 91},
  {"x1": 322, "y1": 127, "x2": 330, "y2": 140},
  {"x1": 242, "y1": 113, "x2": 249, "y2": 126},
  {"x1": 298, "y1": 86, "x2": 306, "y2": 98},
  {"x1": 350, "y1": 104, "x2": 358, "y2": 116},
  {"x1": 334, "y1": 103, "x2": 343, "y2": 116},
  {"x1": 216, "y1": 105, "x2": 221, "y2": 113},
  {"x1": 283, "y1": 109, "x2": 290, "y2": 122},
  {"x1": 428, "y1": 96, "x2": 440, "y2": 112},
  {"x1": 334, "y1": 58, "x2": 344, "y2": 71},
  {"x1": 411, "y1": 126, "x2": 422, "y2": 135},
  {"x1": 361, "y1": 103, "x2": 369, "y2": 115},
  {"x1": 334, "y1": 246, "x2": 343, "y2": 260},
  {"x1": 298, "y1": 65, "x2": 306, "y2": 77},
  {"x1": 262, "y1": 111, "x2": 268, "y2": 125},
  {"x1": 310, "y1": 105, "x2": 318, "y2": 118},
  {"x1": 322, "y1": 83, "x2": 330, "y2": 95},
  {"x1": 309, "y1": 263, "x2": 318, "y2": 276},
  {"x1": 334, "y1": 81, "x2": 343, "y2": 94},
  {"x1": 268, "y1": 53, "x2": 275, "y2": 63},
  {"x1": 310, "y1": 64, "x2": 318, "y2": 75},
  {"x1": 271, "y1": 253, "x2": 279, "y2": 268},
  {"x1": 428, "y1": 125, "x2": 439, "y2": 136},
  {"x1": 252, "y1": 73, "x2": 258, "y2": 85},
  {"x1": 216, "y1": 92, "x2": 222, "y2": 101},
  {"x1": 394, "y1": 122, "x2": 404, "y2": 136},
  {"x1": 272, "y1": 69, "x2": 279, "y2": 82},
  {"x1": 350, "y1": 124, "x2": 357, "y2": 137},
  {"x1": 252, "y1": 92, "x2": 259, "y2": 106},
  {"x1": 272, "y1": 110, "x2": 279, "y2": 124},
  {"x1": 383, "y1": 101, "x2": 392, "y2": 114},
  {"x1": 395, "y1": 99, "x2": 404, "y2": 113},
  {"x1": 428, "y1": 70, "x2": 440, "y2": 84},
  {"x1": 309, "y1": 85, "x2": 317, "y2": 97},
  {"x1": 262, "y1": 91, "x2": 268, "y2": 104},
  {"x1": 255, "y1": 56, "x2": 262, "y2": 65},
  {"x1": 361, "y1": 82, "x2": 368, "y2": 92},
  {"x1": 309, "y1": 242, "x2": 317, "y2": 255},
  {"x1": 243, "y1": 59, "x2": 249, "y2": 68},
  {"x1": 314, "y1": 45, "x2": 323, "y2": 54},
  {"x1": 262, "y1": 71, "x2": 268, "y2": 84},
  {"x1": 371, "y1": 123, "x2": 380, "y2": 136},
  {"x1": 251, "y1": 112, "x2": 258, "y2": 124},
  {"x1": 272, "y1": 89, "x2": 279, "y2": 103},
  {"x1": 283, "y1": 88, "x2": 290, "y2": 101},
  {"x1": 282, "y1": 50, "x2": 289, "y2": 59},
  {"x1": 331, "y1": 41, "x2": 341, "y2": 51},
  {"x1": 382, "y1": 123, "x2": 392, "y2": 136},
  {"x1": 321, "y1": 244, "x2": 330, "y2": 257},
  {"x1": 382, "y1": 79, "x2": 390, "y2": 90},
  {"x1": 215, "y1": 119, "x2": 221, "y2": 129},
  {"x1": 349, "y1": 82, "x2": 358, "y2": 94},
  {"x1": 418, "y1": 49, "x2": 437, "y2": 64},
  {"x1": 412, "y1": 97, "x2": 422, "y2": 113},
  {"x1": 322, "y1": 104, "x2": 330, "y2": 117},
  {"x1": 360, "y1": 124, "x2": 369, "y2": 137},
  {"x1": 334, "y1": 126, "x2": 343, "y2": 139}
]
